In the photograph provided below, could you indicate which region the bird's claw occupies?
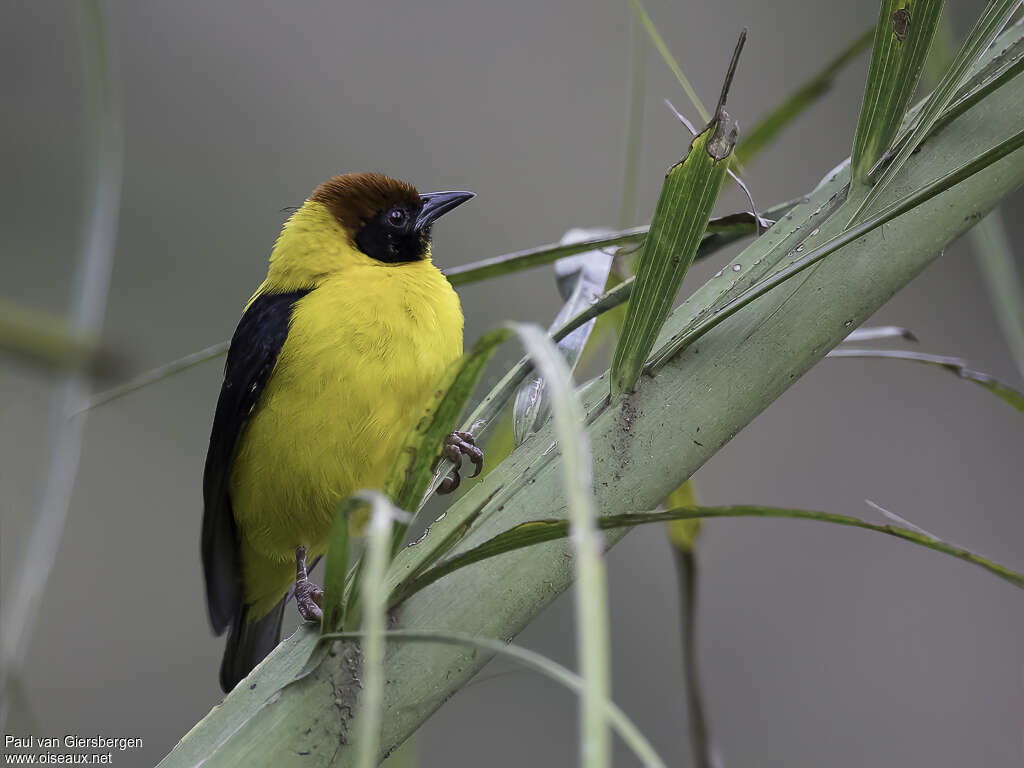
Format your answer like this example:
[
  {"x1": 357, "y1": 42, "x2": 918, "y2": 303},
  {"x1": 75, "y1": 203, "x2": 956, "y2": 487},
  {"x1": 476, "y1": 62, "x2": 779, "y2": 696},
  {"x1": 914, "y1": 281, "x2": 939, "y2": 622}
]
[
  {"x1": 294, "y1": 545, "x2": 323, "y2": 623},
  {"x1": 437, "y1": 431, "x2": 484, "y2": 495},
  {"x1": 438, "y1": 469, "x2": 460, "y2": 494}
]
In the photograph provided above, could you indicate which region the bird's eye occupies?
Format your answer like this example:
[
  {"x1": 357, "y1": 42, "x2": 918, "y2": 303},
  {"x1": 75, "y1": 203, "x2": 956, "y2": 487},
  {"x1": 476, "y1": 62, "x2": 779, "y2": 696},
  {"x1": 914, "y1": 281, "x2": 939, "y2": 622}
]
[{"x1": 386, "y1": 207, "x2": 408, "y2": 228}]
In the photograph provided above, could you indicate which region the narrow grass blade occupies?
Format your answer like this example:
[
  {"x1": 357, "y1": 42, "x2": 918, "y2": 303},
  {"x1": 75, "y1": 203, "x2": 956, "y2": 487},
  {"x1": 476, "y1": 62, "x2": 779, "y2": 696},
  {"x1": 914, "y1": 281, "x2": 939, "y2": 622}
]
[
  {"x1": 647, "y1": 124, "x2": 1024, "y2": 371},
  {"x1": 443, "y1": 228, "x2": 646, "y2": 287},
  {"x1": 619, "y1": 11, "x2": 648, "y2": 229},
  {"x1": 972, "y1": 209, "x2": 1024, "y2": 380},
  {"x1": 843, "y1": 325, "x2": 919, "y2": 343},
  {"x1": 850, "y1": 0, "x2": 945, "y2": 188},
  {"x1": 1, "y1": 0, "x2": 122, "y2": 730},
  {"x1": 886, "y1": 1, "x2": 1023, "y2": 151},
  {"x1": 827, "y1": 348, "x2": 1024, "y2": 413},
  {"x1": 320, "y1": 498, "x2": 355, "y2": 633},
  {"x1": 394, "y1": 507, "x2": 1023, "y2": 600},
  {"x1": 511, "y1": 322, "x2": 609, "y2": 768},
  {"x1": 443, "y1": 211, "x2": 778, "y2": 288},
  {"x1": 736, "y1": 27, "x2": 873, "y2": 166},
  {"x1": 324, "y1": 629, "x2": 666, "y2": 768},
  {"x1": 924, "y1": 12, "x2": 1024, "y2": 381},
  {"x1": 628, "y1": 0, "x2": 710, "y2": 123},
  {"x1": 852, "y1": 0, "x2": 1022, "y2": 218},
  {"x1": 926, "y1": 50, "x2": 1024, "y2": 139},
  {"x1": 354, "y1": 492, "x2": 398, "y2": 768},
  {"x1": 611, "y1": 33, "x2": 744, "y2": 394},
  {"x1": 514, "y1": 230, "x2": 614, "y2": 444},
  {"x1": 384, "y1": 328, "x2": 512, "y2": 549},
  {"x1": 80, "y1": 340, "x2": 229, "y2": 413}
]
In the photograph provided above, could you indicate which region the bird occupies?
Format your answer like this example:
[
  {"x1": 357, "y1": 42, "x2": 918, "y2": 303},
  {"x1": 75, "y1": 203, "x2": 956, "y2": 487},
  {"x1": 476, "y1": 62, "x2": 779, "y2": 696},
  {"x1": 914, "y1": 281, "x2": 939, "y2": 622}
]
[{"x1": 201, "y1": 172, "x2": 480, "y2": 692}]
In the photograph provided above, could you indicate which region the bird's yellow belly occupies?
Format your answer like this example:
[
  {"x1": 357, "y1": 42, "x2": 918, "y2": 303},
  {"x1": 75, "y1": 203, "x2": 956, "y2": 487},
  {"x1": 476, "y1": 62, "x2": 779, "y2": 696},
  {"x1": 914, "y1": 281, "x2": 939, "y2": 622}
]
[{"x1": 229, "y1": 264, "x2": 462, "y2": 612}]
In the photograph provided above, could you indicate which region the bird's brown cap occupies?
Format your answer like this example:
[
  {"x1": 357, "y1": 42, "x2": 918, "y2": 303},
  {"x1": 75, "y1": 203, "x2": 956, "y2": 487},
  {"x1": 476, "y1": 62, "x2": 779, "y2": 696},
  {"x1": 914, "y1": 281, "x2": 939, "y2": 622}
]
[{"x1": 311, "y1": 172, "x2": 420, "y2": 233}]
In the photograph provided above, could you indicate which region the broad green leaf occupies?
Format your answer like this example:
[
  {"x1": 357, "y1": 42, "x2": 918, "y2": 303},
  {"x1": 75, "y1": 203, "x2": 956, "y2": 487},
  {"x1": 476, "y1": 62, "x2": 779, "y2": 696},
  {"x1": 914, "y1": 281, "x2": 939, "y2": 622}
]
[
  {"x1": 386, "y1": 509, "x2": 485, "y2": 602},
  {"x1": 511, "y1": 322, "x2": 610, "y2": 768},
  {"x1": 323, "y1": 629, "x2": 666, "y2": 768},
  {"x1": 611, "y1": 32, "x2": 745, "y2": 394},
  {"x1": 394, "y1": 507, "x2": 1023, "y2": 602},
  {"x1": 827, "y1": 348, "x2": 1024, "y2": 413},
  {"x1": 647, "y1": 123, "x2": 1024, "y2": 370},
  {"x1": 383, "y1": 327, "x2": 512, "y2": 549},
  {"x1": 736, "y1": 27, "x2": 873, "y2": 166},
  {"x1": 663, "y1": 99, "x2": 769, "y2": 239},
  {"x1": 851, "y1": 0, "x2": 1022, "y2": 219},
  {"x1": 611, "y1": 130, "x2": 734, "y2": 394},
  {"x1": 850, "y1": 0, "x2": 945, "y2": 187}
]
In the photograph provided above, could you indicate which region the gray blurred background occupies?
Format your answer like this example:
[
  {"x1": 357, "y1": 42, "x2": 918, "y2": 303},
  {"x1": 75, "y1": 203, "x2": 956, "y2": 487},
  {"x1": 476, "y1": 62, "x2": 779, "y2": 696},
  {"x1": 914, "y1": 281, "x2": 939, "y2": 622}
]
[{"x1": 3, "y1": 1, "x2": 1022, "y2": 766}]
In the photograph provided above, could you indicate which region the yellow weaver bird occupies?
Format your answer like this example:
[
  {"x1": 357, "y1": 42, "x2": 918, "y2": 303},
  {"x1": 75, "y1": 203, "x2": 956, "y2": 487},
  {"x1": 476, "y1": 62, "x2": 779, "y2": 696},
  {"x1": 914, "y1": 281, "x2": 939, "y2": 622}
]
[{"x1": 202, "y1": 173, "x2": 478, "y2": 692}]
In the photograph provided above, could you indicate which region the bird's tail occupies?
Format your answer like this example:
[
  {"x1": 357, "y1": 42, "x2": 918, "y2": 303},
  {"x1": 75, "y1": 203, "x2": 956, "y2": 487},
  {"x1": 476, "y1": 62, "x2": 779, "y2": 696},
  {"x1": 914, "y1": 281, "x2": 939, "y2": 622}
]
[{"x1": 219, "y1": 597, "x2": 286, "y2": 693}]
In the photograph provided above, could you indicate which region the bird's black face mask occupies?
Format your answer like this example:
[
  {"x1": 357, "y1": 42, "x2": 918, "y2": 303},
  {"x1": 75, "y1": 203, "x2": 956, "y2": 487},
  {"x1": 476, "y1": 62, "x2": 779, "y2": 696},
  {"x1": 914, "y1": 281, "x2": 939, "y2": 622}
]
[{"x1": 356, "y1": 191, "x2": 474, "y2": 264}]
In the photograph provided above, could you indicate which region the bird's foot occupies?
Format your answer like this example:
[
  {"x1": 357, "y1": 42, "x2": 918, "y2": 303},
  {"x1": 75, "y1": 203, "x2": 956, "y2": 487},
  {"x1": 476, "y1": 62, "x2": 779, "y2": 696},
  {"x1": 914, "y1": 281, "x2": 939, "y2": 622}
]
[
  {"x1": 437, "y1": 431, "x2": 484, "y2": 494},
  {"x1": 294, "y1": 545, "x2": 323, "y2": 623}
]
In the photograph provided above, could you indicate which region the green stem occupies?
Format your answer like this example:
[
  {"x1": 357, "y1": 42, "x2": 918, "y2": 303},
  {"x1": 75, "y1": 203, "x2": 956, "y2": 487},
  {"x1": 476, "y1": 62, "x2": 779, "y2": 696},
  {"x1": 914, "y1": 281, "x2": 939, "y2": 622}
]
[{"x1": 673, "y1": 548, "x2": 715, "y2": 768}]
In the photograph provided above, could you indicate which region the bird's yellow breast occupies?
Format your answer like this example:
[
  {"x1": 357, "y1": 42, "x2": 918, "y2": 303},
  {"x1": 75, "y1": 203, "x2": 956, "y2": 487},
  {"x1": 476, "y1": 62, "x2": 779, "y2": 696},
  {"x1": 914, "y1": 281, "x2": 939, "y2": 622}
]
[{"x1": 229, "y1": 258, "x2": 462, "y2": 610}]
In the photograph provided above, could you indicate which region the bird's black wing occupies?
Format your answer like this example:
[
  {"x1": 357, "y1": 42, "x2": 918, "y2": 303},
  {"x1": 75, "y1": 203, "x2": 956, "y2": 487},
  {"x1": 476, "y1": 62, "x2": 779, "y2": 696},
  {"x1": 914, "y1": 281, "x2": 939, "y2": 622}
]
[{"x1": 201, "y1": 289, "x2": 310, "y2": 634}]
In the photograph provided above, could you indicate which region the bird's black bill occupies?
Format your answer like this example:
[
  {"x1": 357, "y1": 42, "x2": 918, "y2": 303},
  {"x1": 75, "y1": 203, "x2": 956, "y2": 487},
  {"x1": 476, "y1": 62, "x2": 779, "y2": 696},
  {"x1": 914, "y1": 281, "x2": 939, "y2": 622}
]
[{"x1": 416, "y1": 190, "x2": 474, "y2": 232}]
